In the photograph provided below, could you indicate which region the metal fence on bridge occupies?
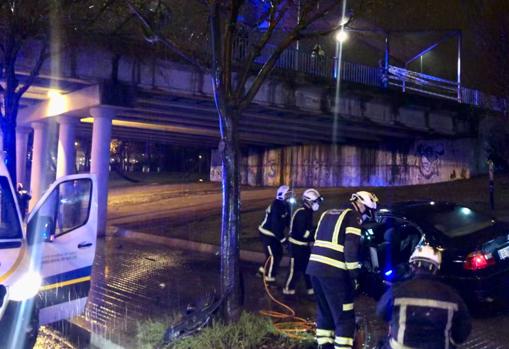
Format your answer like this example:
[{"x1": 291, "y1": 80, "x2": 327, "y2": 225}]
[{"x1": 237, "y1": 41, "x2": 506, "y2": 113}]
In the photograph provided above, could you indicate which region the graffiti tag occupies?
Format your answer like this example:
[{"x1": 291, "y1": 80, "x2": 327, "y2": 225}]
[{"x1": 416, "y1": 144, "x2": 444, "y2": 179}]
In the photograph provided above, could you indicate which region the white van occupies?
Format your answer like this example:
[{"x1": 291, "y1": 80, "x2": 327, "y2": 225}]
[{"x1": 0, "y1": 160, "x2": 98, "y2": 349}]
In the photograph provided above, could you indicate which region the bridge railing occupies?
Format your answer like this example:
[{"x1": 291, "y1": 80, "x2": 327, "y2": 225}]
[{"x1": 233, "y1": 39, "x2": 506, "y2": 113}]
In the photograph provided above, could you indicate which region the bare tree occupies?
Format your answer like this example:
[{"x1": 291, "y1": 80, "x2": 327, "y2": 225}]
[
  {"x1": 129, "y1": 0, "x2": 351, "y2": 320},
  {"x1": 0, "y1": 0, "x2": 130, "y2": 184}
]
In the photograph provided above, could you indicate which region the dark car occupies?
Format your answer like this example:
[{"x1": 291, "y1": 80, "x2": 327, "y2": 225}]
[{"x1": 359, "y1": 201, "x2": 509, "y2": 306}]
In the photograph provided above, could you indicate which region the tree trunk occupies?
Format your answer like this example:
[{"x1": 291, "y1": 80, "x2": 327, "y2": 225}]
[
  {"x1": 218, "y1": 105, "x2": 242, "y2": 322},
  {"x1": 2, "y1": 120, "x2": 16, "y2": 185},
  {"x1": 3, "y1": 92, "x2": 18, "y2": 185}
]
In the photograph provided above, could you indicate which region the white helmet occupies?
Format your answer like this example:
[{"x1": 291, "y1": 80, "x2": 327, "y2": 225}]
[
  {"x1": 303, "y1": 188, "x2": 323, "y2": 211},
  {"x1": 409, "y1": 244, "x2": 442, "y2": 271},
  {"x1": 276, "y1": 185, "x2": 290, "y2": 200},
  {"x1": 350, "y1": 191, "x2": 379, "y2": 209}
]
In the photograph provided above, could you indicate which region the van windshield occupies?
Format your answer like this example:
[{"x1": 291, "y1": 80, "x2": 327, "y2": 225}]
[{"x1": 0, "y1": 176, "x2": 22, "y2": 239}]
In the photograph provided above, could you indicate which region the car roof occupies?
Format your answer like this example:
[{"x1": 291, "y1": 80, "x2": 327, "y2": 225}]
[{"x1": 379, "y1": 200, "x2": 458, "y2": 221}]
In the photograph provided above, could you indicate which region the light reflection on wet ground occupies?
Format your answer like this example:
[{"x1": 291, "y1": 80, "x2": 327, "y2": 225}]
[{"x1": 37, "y1": 236, "x2": 509, "y2": 348}]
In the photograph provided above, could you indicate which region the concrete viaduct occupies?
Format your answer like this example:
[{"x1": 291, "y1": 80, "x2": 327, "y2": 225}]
[{"x1": 10, "y1": 44, "x2": 502, "y2": 234}]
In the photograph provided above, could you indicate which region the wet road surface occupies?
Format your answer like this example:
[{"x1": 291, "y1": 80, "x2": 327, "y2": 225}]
[{"x1": 36, "y1": 236, "x2": 509, "y2": 348}]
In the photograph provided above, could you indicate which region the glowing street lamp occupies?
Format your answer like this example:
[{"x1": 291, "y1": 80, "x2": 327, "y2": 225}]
[{"x1": 335, "y1": 29, "x2": 348, "y2": 43}]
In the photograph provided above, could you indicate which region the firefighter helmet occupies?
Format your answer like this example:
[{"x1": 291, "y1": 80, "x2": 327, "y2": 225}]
[
  {"x1": 302, "y1": 188, "x2": 323, "y2": 211},
  {"x1": 276, "y1": 185, "x2": 290, "y2": 200},
  {"x1": 350, "y1": 191, "x2": 379, "y2": 209},
  {"x1": 409, "y1": 244, "x2": 442, "y2": 271}
]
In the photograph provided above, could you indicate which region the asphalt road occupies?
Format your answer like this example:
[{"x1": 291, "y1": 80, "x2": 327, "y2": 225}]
[{"x1": 36, "y1": 181, "x2": 509, "y2": 348}]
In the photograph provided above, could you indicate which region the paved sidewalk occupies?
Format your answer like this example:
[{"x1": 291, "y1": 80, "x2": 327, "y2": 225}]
[{"x1": 37, "y1": 232, "x2": 509, "y2": 349}]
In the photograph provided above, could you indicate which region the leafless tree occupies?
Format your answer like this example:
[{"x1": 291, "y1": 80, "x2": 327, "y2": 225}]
[{"x1": 128, "y1": 0, "x2": 352, "y2": 320}]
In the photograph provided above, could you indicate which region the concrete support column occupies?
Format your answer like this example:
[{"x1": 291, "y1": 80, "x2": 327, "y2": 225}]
[
  {"x1": 16, "y1": 127, "x2": 31, "y2": 188},
  {"x1": 56, "y1": 118, "x2": 77, "y2": 178},
  {"x1": 29, "y1": 122, "x2": 49, "y2": 211},
  {"x1": 90, "y1": 107, "x2": 113, "y2": 236}
]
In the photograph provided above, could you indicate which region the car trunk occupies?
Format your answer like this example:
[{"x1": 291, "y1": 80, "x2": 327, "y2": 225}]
[{"x1": 442, "y1": 222, "x2": 509, "y2": 276}]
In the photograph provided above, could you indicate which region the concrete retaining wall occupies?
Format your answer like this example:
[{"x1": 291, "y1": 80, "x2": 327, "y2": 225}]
[{"x1": 210, "y1": 138, "x2": 478, "y2": 187}]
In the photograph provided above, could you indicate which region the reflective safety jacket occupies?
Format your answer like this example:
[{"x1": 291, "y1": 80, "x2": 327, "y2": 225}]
[
  {"x1": 258, "y1": 199, "x2": 291, "y2": 243},
  {"x1": 376, "y1": 274, "x2": 472, "y2": 349},
  {"x1": 288, "y1": 206, "x2": 315, "y2": 247},
  {"x1": 306, "y1": 208, "x2": 362, "y2": 279}
]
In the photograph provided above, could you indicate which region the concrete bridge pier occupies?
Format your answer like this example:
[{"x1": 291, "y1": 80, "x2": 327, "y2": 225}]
[
  {"x1": 89, "y1": 107, "x2": 113, "y2": 236},
  {"x1": 56, "y1": 118, "x2": 77, "y2": 178},
  {"x1": 28, "y1": 121, "x2": 49, "y2": 212}
]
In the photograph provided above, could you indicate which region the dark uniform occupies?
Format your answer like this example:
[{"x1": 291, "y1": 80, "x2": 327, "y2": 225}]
[
  {"x1": 284, "y1": 206, "x2": 315, "y2": 294},
  {"x1": 306, "y1": 208, "x2": 362, "y2": 349},
  {"x1": 376, "y1": 274, "x2": 471, "y2": 349},
  {"x1": 258, "y1": 199, "x2": 290, "y2": 281}
]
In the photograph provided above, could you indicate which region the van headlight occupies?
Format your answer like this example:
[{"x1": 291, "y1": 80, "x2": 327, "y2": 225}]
[{"x1": 8, "y1": 272, "x2": 42, "y2": 301}]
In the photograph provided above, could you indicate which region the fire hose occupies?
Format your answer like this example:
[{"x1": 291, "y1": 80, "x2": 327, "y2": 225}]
[{"x1": 258, "y1": 256, "x2": 315, "y2": 340}]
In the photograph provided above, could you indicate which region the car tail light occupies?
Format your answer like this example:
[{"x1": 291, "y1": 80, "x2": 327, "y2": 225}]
[{"x1": 464, "y1": 251, "x2": 496, "y2": 271}]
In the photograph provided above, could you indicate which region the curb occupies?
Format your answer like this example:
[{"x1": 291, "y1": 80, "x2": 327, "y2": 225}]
[{"x1": 111, "y1": 227, "x2": 290, "y2": 266}]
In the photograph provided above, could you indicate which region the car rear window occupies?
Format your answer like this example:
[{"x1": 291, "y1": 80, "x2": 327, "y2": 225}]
[
  {"x1": 428, "y1": 206, "x2": 494, "y2": 238},
  {"x1": 0, "y1": 176, "x2": 22, "y2": 239}
]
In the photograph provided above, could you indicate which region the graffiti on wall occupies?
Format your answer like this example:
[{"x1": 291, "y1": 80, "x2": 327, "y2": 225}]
[
  {"x1": 416, "y1": 144, "x2": 444, "y2": 179},
  {"x1": 266, "y1": 159, "x2": 277, "y2": 178}
]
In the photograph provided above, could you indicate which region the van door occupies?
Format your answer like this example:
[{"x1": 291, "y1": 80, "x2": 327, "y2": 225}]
[
  {"x1": 0, "y1": 174, "x2": 26, "y2": 300},
  {"x1": 27, "y1": 174, "x2": 98, "y2": 325}
]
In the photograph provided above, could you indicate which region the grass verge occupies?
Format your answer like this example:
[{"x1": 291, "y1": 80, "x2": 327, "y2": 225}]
[{"x1": 136, "y1": 312, "x2": 314, "y2": 349}]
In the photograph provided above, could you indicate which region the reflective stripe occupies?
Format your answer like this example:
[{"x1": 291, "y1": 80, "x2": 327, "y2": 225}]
[
  {"x1": 289, "y1": 208, "x2": 304, "y2": 234},
  {"x1": 314, "y1": 240, "x2": 344, "y2": 252},
  {"x1": 314, "y1": 211, "x2": 328, "y2": 240},
  {"x1": 394, "y1": 298, "x2": 459, "y2": 311},
  {"x1": 335, "y1": 336, "x2": 353, "y2": 345},
  {"x1": 317, "y1": 337, "x2": 335, "y2": 345},
  {"x1": 335, "y1": 346, "x2": 352, "y2": 349},
  {"x1": 342, "y1": 303, "x2": 354, "y2": 311},
  {"x1": 285, "y1": 258, "x2": 295, "y2": 291},
  {"x1": 303, "y1": 230, "x2": 311, "y2": 239},
  {"x1": 258, "y1": 205, "x2": 274, "y2": 236},
  {"x1": 394, "y1": 298, "x2": 458, "y2": 349},
  {"x1": 259, "y1": 226, "x2": 276, "y2": 237},
  {"x1": 389, "y1": 338, "x2": 414, "y2": 349},
  {"x1": 346, "y1": 262, "x2": 361, "y2": 270},
  {"x1": 40, "y1": 276, "x2": 91, "y2": 291},
  {"x1": 309, "y1": 254, "x2": 346, "y2": 269},
  {"x1": 267, "y1": 246, "x2": 274, "y2": 279},
  {"x1": 345, "y1": 227, "x2": 361, "y2": 236},
  {"x1": 316, "y1": 329, "x2": 335, "y2": 337},
  {"x1": 289, "y1": 237, "x2": 309, "y2": 246},
  {"x1": 332, "y1": 209, "x2": 351, "y2": 244}
]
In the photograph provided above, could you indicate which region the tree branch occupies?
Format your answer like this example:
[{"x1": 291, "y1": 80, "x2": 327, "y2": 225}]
[
  {"x1": 238, "y1": 34, "x2": 296, "y2": 110},
  {"x1": 15, "y1": 39, "x2": 48, "y2": 99},
  {"x1": 126, "y1": 0, "x2": 207, "y2": 73},
  {"x1": 234, "y1": 0, "x2": 289, "y2": 101},
  {"x1": 239, "y1": 0, "x2": 343, "y2": 110},
  {"x1": 223, "y1": 0, "x2": 243, "y2": 97}
]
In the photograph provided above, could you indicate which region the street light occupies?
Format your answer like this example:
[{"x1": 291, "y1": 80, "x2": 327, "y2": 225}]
[{"x1": 335, "y1": 30, "x2": 348, "y2": 43}]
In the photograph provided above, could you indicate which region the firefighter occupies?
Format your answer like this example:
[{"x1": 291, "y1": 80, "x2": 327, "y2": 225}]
[
  {"x1": 283, "y1": 188, "x2": 323, "y2": 296},
  {"x1": 258, "y1": 185, "x2": 292, "y2": 283},
  {"x1": 306, "y1": 191, "x2": 378, "y2": 349},
  {"x1": 376, "y1": 244, "x2": 471, "y2": 349}
]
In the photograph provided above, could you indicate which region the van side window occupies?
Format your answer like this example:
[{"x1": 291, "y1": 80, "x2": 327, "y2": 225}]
[
  {"x1": 55, "y1": 179, "x2": 92, "y2": 237},
  {"x1": 0, "y1": 176, "x2": 22, "y2": 239}
]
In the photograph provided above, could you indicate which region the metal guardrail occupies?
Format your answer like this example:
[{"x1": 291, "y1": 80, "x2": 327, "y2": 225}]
[{"x1": 236, "y1": 41, "x2": 506, "y2": 113}]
